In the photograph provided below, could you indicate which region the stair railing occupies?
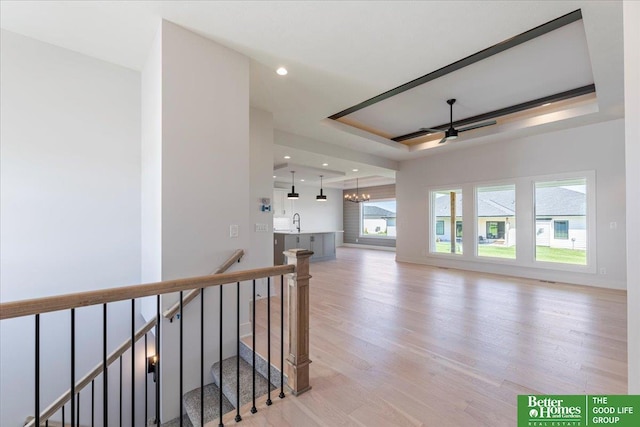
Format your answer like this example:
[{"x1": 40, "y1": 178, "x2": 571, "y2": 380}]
[
  {"x1": 163, "y1": 248, "x2": 244, "y2": 321},
  {"x1": 2, "y1": 248, "x2": 312, "y2": 427},
  {"x1": 17, "y1": 248, "x2": 245, "y2": 427}
]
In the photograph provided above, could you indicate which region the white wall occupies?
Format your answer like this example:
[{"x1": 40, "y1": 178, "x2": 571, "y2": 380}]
[
  {"x1": 397, "y1": 119, "x2": 626, "y2": 289},
  {"x1": 147, "y1": 21, "x2": 252, "y2": 421},
  {"x1": 274, "y1": 183, "x2": 344, "y2": 246},
  {"x1": 0, "y1": 30, "x2": 143, "y2": 426},
  {"x1": 141, "y1": 26, "x2": 163, "y2": 287},
  {"x1": 249, "y1": 107, "x2": 276, "y2": 306},
  {"x1": 624, "y1": 0, "x2": 640, "y2": 394}
]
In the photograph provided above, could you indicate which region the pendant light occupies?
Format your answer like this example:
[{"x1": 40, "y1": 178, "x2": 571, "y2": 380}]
[
  {"x1": 344, "y1": 178, "x2": 370, "y2": 203},
  {"x1": 287, "y1": 171, "x2": 299, "y2": 200},
  {"x1": 316, "y1": 175, "x2": 327, "y2": 201}
]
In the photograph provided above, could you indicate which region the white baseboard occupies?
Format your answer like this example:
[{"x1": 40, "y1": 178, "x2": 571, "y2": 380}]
[
  {"x1": 341, "y1": 243, "x2": 396, "y2": 252},
  {"x1": 395, "y1": 255, "x2": 626, "y2": 290}
]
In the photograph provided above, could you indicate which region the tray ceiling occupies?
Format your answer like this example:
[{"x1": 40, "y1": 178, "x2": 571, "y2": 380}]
[{"x1": 330, "y1": 10, "x2": 596, "y2": 144}]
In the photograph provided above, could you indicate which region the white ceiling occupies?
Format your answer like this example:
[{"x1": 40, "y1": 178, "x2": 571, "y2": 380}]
[
  {"x1": 343, "y1": 20, "x2": 595, "y2": 138},
  {"x1": 272, "y1": 143, "x2": 395, "y2": 189},
  {"x1": 0, "y1": 1, "x2": 625, "y2": 184}
]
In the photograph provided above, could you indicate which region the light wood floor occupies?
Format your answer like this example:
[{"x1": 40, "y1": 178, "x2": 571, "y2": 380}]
[{"x1": 229, "y1": 247, "x2": 627, "y2": 426}]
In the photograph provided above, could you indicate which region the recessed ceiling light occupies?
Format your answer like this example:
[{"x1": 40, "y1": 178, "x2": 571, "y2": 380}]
[
  {"x1": 322, "y1": 163, "x2": 328, "y2": 167},
  {"x1": 352, "y1": 169, "x2": 359, "y2": 172},
  {"x1": 284, "y1": 155, "x2": 291, "y2": 159},
  {"x1": 276, "y1": 67, "x2": 288, "y2": 76},
  {"x1": 273, "y1": 175, "x2": 276, "y2": 179},
  {"x1": 300, "y1": 179, "x2": 305, "y2": 182}
]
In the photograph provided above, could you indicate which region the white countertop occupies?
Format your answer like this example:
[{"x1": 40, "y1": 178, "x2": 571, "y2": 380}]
[{"x1": 274, "y1": 230, "x2": 344, "y2": 234}]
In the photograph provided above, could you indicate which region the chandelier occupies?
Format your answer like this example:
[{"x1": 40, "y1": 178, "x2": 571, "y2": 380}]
[{"x1": 344, "y1": 178, "x2": 370, "y2": 203}]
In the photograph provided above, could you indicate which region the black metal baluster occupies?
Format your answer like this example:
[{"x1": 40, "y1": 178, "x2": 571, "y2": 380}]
[
  {"x1": 250, "y1": 280, "x2": 257, "y2": 415},
  {"x1": 266, "y1": 277, "x2": 272, "y2": 406},
  {"x1": 200, "y1": 288, "x2": 204, "y2": 427},
  {"x1": 92, "y1": 379, "x2": 95, "y2": 427},
  {"x1": 103, "y1": 304, "x2": 108, "y2": 427},
  {"x1": 219, "y1": 285, "x2": 224, "y2": 427},
  {"x1": 35, "y1": 314, "x2": 40, "y2": 426},
  {"x1": 119, "y1": 355, "x2": 123, "y2": 427},
  {"x1": 71, "y1": 308, "x2": 76, "y2": 427},
  {"x1": 235, "y1": 282, "x2": 242, "y2": 423},
  {"x1": 131, "y1": 299, "x2": 135, "y2": 427},
  {"x1": 155, "y1": 295, "x2": 161, "y2": 426},
  {"x1": 145, "y1": 333, "x2": 148, "y2": 426},
  {"x1": 77, "y1": 391, "x2": 80, "y2": 427},
  {"x1": 279, "y1": 275, "x2": 285, "y2": 399},
  {"x1": 180, "y1": 291, "x2": 184, "y2": 427},
  {"x1": 62, "y1": 404, "x2": 65, "y2": 427}
]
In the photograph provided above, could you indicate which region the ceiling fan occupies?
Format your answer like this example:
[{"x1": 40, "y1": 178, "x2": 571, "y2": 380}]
[{"x1": 421, "y1": 99, "x2": 497, "y2": 144}]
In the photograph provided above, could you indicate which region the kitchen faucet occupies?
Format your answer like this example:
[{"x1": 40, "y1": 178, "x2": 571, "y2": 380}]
[{"x1": 293, "y1": 213, "x2": 301, "y2": 233}]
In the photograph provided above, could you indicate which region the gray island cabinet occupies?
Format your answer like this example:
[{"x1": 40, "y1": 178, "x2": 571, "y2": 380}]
[{"x1": 273, "y1": 231, "x2": 336, "y2": 265}]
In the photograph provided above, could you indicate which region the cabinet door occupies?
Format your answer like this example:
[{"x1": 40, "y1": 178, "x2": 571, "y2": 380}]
[
  {"x1": 310, "y1": 234, "x2": 324, "y2": 258},
  {"x1": 273, "y1": 189, "x2": 285, "y2": 217},
  {"x1": 284, "y1": 235, "x2": 298, "y2": 250},
  {"x1": 284, "y1": 234, "x2": 310, "y2": 250},
  {"x1": 273, "y1": 188, "x2": 293, "y2": 218},
  {"x1": 323, "y1": 233, "x2": 336, "y2": 258},
  {"x1": 297, "y1": 234, "x2": 311, "y2": 251}
]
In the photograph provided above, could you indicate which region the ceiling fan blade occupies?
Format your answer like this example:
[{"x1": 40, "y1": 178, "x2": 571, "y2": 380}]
[
  {"x1": 458, "y1": 120, "x2": 497, "y2": 133},
  {"x1": 419, "y1": 127, "x2": 444, "y2": 134},
  {"x1": 438, "y1": 136, "x2": 448, "y2": 144}
]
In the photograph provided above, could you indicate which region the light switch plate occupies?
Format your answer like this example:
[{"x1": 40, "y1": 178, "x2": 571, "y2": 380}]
[
  {"x1": 229, "y1": 224, "x2": 239, "y2": 238},
  {"x1": 255, "y1": 223, "x2": 269, "y2": 232}
]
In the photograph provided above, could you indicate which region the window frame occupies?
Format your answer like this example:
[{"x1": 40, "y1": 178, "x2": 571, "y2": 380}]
[
  {"x1": 533, "y1": 174, "x2": 594, "y2": 272},
  {"x1": 429, "y1": 188, "x2": 463, "y2": 256},
  {"x1": 476, "y1": 183, "x2": 517, "y2": 260},
  {"x1": 426, "y1": 171, "x2": 595, "y2": 274},
  {"x1": 359, "y1": 198, "x2": 397, "y2": 239}
]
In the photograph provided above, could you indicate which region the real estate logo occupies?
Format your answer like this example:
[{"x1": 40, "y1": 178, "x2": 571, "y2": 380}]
[
  {"x1": 518, "y1": 395, "x2": 640, "y2": 427},
  {"x1": 522, "y1": 395, "x2": 583, "y2": 425}
]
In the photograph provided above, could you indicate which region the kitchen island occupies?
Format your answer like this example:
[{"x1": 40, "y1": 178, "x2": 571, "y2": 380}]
[{"x1": 273, "y1": 231, "x2": 340, "y2": 265}]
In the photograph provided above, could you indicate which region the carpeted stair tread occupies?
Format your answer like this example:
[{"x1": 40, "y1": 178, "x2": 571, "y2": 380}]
[
  {"x1": 238, "y1": 340, "x2": 287, "y2": 389},
  {"x1": 160, "y1": 414, "x2": 194, "y2": 427},
  {"x1": 211, "y1": 356, "x2": 275, "y2": 409},
  {"x1": 182, "y1": 383, "x2": 234, "y2": 427}
]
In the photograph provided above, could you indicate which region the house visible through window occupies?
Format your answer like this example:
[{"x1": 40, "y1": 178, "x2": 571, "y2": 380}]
[
  {"x1": 361, "y1": 199, "x2": 396, "y2": 237},
  {"x1": 477, "y1": 184, "x2": 516, "y2": 259},
  {"x1": 535, "y1": 178, "x2": 587, "y2": 265},
  {"x1": 431, "y1": 189, "x2": 463, "y2": 254},
  {"x1": 429, "y1": 175, "x2": 591, "y2": 269}
]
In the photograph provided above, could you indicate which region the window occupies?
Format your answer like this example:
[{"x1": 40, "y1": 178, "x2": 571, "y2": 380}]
[
  {"x1": 535, "y1": 178, "x2": 586, "y2": 265},
  {"x1": 477, "y1": 184, "x2": 516, "y2": 259},
  {"x1": 554, "y1": 220, "x2": 569, "y2": 239},
  {"x1": 361, "y1": 199, "x2": 396, "y2": 238},
  {"x1": 431, "y1": 189, "x2": 463, "y2": 254}
]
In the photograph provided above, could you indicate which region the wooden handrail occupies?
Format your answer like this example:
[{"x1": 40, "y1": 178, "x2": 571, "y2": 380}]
[
  {"x1": 7, "y1": 248, "x2": 314, "y2": 425},
  {"x1": 163, "y1": 249, "x2": 244, "y2": 320},
  {"x1": 19, "y1": 249, "x2": 247, "y2": 426},
  {"x1": 0, "y1": 264, "x2": 294, "y2": 320},
  {"x1": 24, "y1": 318, "x2": 158, "y2": 427}
]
